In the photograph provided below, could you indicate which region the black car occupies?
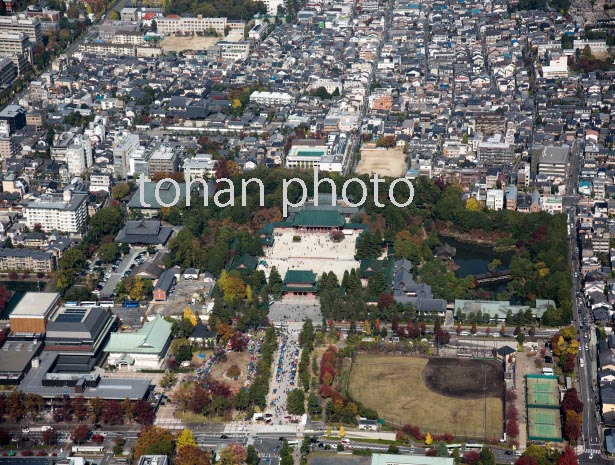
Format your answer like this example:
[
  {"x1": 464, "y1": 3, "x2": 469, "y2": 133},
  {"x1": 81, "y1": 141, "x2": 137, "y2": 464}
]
[
  {"x1": 505, "y1": 451, "x2": 513, "y2": 456},
  {"x1": 220, "y1": 434, "x2": 229, "y2": 439}
]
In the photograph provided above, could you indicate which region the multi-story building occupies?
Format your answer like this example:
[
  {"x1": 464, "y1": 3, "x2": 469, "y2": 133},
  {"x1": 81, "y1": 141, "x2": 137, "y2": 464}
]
[
  {"x1": 538, "y1": 145, "x2": 569, "y2": 178},
  {"x1": 285, "y1": 140, "x2": 330, "y2": 169},
  {"x1": 79, "y1": 43, "x2": 136, "y2": 56},
  {"x1": 477, "y1": 133, "x2": 514, "y2": 165},
  {"x1": 249, "y1": 91, "x2": 294, "y2": 106},
  {"x1": 260, "y1": 0, "x2": 282, "y2": 15},
  {"x1": 0, "y1": 32, "x2": 31, "y2": 57},
  {"x1": 486, "y1": 189, "x2": 504, "y2": 211},
  {"x1": 0, "y1": 136, "x2": 20, "y2": 158},
  {"x1": 475, "y1": 113, "x2": 505, "y2": 135},
  {"x1": 0, "y1": 56, "x2": 16, "y2": 87},
  {"x1": 0, "y1": 248, "x2": 55, "y2": 272},
  {"x1": 208, "y1": 40, "x2": 250, "y2": 60},
  {"x1": 45, "y1": 306, "x2": 116, "y2": 372},
  {"x1": 52, "y1": 133, "x2": 92, "y2": 176},
  {"x1": 148, "y1": 145, "x2": 178, "y2": 176},
  {"x1": 89, "y1": 174, "x2": 111, "y2": 193},
  {"x1": 0, "y1": 105, "x2": 26, "y2": 134},
  {"x1": 541, "y1": 196, "x2": 563, "y2": 215},
  {"x1": 183, "y1": 153, "x2": 217, "y2": 179},
  {"x1": 112, "y1": 30, "x2": 145, "y2": 45},
  {"x1": 573, "y1": 40, "x2": 607, "y2": 54},
  {"x1": 25, "y1": 191, "x2": 89, "y2": 234},
  {"x1": 113, "y1": 132, "x2": 140, "y2": 178},
  {"x1": 0, "y1": 15, "x2": 42, "y2": 44},
  {"x1": 156, "y1": 15, "x2": 227, "y2": 35}
]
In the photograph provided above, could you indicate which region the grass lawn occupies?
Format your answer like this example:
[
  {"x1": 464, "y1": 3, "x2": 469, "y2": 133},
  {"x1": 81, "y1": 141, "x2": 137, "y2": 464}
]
[
  {"x1": 348, "y1": 355, "x2": 503, "y2": 440},
  {"x1": 208, "y1": 350, "x2": 253, "y2": 390}
]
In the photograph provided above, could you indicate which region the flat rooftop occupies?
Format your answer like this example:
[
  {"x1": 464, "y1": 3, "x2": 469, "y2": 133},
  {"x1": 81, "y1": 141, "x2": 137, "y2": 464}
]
[
  {"x1": 18, "y1": 351, "x2": 151, "y2": 400},
  {"x1": 0, "y1": 340, "x2": 42, "y2": 373},
  {"x1": 10, "y1": 292, "x2": 60, "y2": 318}
]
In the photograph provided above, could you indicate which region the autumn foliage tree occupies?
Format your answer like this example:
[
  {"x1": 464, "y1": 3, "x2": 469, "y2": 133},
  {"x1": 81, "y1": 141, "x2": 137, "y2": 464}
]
[
  {"x1": 557, "y1": 446, "x2": 579, "y2": 465},
  {"x1": 319, "y1": 345, "x2": 337, "y2": 386},
  {"x1": 219, "y1": 443, "x2": 247, "y2": 465},
  {"x1": 176, "y1": 445, "x2": 211, "y2": 465},
  {"x1": 515, "y1": 455, "x2": 539, "y2": 465},
  {"x1": 71, "y1": 424, "x2": 89, "y2": 444},
  {"x1": 133, "y1": 399, "x2": 155, "y2": 426},
  {"x1": 133, "y1": 427, "x2": 175, "y2": 463}
]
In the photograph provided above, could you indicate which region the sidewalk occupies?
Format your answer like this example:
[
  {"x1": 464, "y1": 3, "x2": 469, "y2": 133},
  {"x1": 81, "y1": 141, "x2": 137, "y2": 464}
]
[{"x1": 513, "y1": 353, "x2": 528, "y2": 451}]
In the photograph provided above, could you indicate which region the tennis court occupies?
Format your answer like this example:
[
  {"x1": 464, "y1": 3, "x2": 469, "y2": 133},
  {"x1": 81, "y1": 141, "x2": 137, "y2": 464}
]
[
  {"x1": 526, "y1": 374, "x2": 559, "y2": 408},
  {"x1": 527, "y1": 408, "x2": 562, "y2": 442}
]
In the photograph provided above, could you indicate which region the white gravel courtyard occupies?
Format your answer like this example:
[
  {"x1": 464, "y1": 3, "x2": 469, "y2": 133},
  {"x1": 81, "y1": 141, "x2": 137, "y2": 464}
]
[{"x1": 261, "y1": 228, "x2": 360, "y2": 278}]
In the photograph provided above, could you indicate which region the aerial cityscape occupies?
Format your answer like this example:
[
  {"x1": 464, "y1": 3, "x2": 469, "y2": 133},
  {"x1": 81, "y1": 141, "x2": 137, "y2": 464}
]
[{"x1": 0, "y1": 0, "x2": 613, "y2": 463}]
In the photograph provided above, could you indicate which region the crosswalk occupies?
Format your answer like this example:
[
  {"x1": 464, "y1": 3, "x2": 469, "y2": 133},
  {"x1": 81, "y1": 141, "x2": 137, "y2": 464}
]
[{"x1": 583, "y1": 448, "x2": 600, "y2": 456}]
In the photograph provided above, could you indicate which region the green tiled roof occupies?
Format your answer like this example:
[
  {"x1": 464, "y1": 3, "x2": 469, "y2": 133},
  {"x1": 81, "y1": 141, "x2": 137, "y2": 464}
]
[
  {"x1": 104, "y1": 316, "x2": 172, "y2": 354},
  {"x1": 283, "y1": 270, "x2": 318, "y2": 292},
  {"x1": 291, "y1": 210, "x2": 345, "y2": 227},
  {"x1": 128, "y1": 181, "x2": 188, "y2": 209},
  {"x1": 228, "y1": 254, "x2": 258, "y2": 273},
  {"x1": 284, "y1": 270, "x2": 317, "y2": 283},
  {"x1": 360, "y1": 257, "x2": 383, "y2": 277}
]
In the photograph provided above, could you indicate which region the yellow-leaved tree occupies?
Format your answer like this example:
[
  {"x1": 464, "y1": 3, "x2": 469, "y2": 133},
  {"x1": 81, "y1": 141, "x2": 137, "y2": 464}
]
[
  {"x1": 339, "y1": 426, "x2": 345, "y2": 438},
  {"x1": 176, "y1": 429, "x2": 196, "y2": 450},
  {"x1": 425, "y1": 432, "x2": 433, "y2": 445},
  {"x1": 466, "y1": 197, "x2": 481, "y2": 211},
  {"x1": 183, "y1": 308, "x2": 198, "y2": 326}
]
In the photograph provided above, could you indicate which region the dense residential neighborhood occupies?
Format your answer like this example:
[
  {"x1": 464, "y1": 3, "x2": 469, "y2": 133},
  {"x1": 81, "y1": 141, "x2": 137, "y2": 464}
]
[{"x1": 0, "y1": 0, "x2": 613, "y2": 462}]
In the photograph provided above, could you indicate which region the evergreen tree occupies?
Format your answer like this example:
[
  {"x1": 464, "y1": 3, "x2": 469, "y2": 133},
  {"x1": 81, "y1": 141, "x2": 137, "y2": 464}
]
[
  {"x1": 268, "y1": 266, "x2": 283, "y2": 298},
  {"x1": 368, "y1": 271, "x2": 386, "y2": 297}
]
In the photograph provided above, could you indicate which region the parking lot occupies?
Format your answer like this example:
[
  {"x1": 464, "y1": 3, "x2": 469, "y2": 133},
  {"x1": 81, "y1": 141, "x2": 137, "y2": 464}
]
[
  {"x1": 99, "y1": 249, "x2": 144, "y2": 299},
  {"x1": 159, "y1": 277, "x2": 213, "y2": 315}
]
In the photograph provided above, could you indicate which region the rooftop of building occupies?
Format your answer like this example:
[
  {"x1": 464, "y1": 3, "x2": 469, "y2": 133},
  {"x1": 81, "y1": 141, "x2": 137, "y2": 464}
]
[{"x1": 10, "y1": 292, "x2": 60, "y2": 318}]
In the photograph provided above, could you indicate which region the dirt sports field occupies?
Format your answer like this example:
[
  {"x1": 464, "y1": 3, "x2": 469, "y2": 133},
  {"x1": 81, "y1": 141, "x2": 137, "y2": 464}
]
[
  {"x1": 356, "y1": 146, "x2": 407, "y2": 178},
  {"x1": 348, "y1": 355, "x2": 504, "y2": 439},
  {"x1": 161, "y1": 36, "x2": 220, "y2": 53}
]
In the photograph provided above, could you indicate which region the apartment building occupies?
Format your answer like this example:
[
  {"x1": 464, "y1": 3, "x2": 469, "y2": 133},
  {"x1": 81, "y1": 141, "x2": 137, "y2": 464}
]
[
  {"x1": 112, "y1": 30, "x2": 145, "y2": 45},
  {"x1": 148, "y1": 145, "x2": 178, "y2": 176},
  {"x1": 0, "y1": 15, "x2": 42, "y2": 45},
  {"x1": 249, "y1": 91, "x2": 294, "y2": 106},
  {"x1": 0, "y1": 248, "x2": 55, "y2": 272},
  {"x1": 475, "y1": 113, "x2": 505, "y2": 135},
  {"x1": 79, "y1": 43, "x2": 136, "y2": 56},
  {"x1": 113, "y1": 132, "x2": 140, "y2": 178},
  {"x1": 25, "y1": 191, "x2": 89, "y2": 234},
  {"x1": 0, "y1": 136, "x2": 21, "y2": 158},
  {"x1": 52, "y1": 133, "x2": 93, "y2": 176},
  {"x1": 156, "y1": 15, "x2": 227, "y2": 35},
  {"x1": 477, "y1": 133, "x2": 514, "y2": 165}
]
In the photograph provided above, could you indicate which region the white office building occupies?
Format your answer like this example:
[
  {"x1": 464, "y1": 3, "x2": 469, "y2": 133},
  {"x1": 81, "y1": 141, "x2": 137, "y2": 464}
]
[{"x1": 486, "y1": 189, "x2": 504, "y2": 211}]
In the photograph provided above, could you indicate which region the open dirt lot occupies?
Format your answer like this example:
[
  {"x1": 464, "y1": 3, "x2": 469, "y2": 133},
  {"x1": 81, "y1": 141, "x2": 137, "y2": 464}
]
[
  {"x1": 262, "y1": 229, "x2": 360, "y2": 278},
  {"x1": 208, "y1": 350, "x2": 252, "y2": 391},
  {"x1": 348, "y1": 355, "x2": 504, "y2": 439},
  {"x1": 161, "y1": 35, "x2": 220, "y2": 52},
  {"x1": 357, "y1": 147, "x2": 407, "y2": 178}
]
